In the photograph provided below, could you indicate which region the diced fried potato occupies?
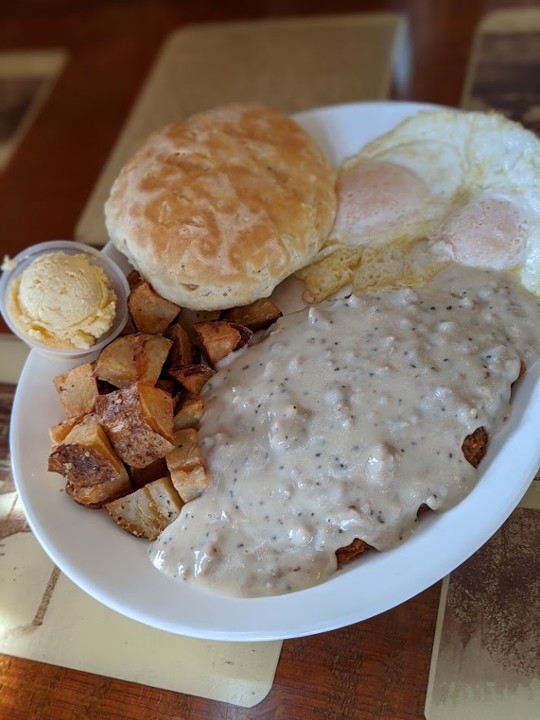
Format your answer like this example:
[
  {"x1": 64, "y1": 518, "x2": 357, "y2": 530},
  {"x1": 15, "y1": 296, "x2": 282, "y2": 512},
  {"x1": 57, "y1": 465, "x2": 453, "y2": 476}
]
[
  {"x1": 97, "y1": 379, "x2": 118, "y2": 395},
  {"x1": 129, "y1": 457, "x2": 169, "y2": 488},
  {"x1": 155, "y1": 377, "x2": 178, "y2": 396},
  {"x1": 94, "y1": 333, "x2": 172, "y2": 388},
  {"x1": 168, "y1": 363, "x2": 215, "y2": 394},
  {"x1": 145, "y1": 476, "x2": 184, "y2": 524},
  {"x1": 175, "y1": 308, "x2": 222, "y2": 346},
  {"x1": 138, "y1": 383, "x2": 174, "y2": 437},
  {"x1": 106, "y1": 476, "x2": 184, "y2": 540},
  {"x1": 168, "y1": 459, "x2": 208, "y2": 503},
  {"x1": 126, "y1": 269, "x2": 142, "y2": 290},
  {"x1": 53, "y1": 362, "x2": 99, "y2": 419},
  {"x1": 462, "y1": 426, "x2": 489, "y2": 468},
  {"x1": 48, "y1": 414, "x2": 127, "y2": 485},
  {"x1": 194, "y1": 320, "x2": 252, "y2": 365},
  {"x1": 128, "y1": 280, "x2": 181, "y2": 334},
  {"x1": 165, "y1": 323, "x2": 194, "y2": 367},
  {"x1": 49, "y1": 417, "x2": 81, "y2": 450},
  {"x1": 336, "y1": 538, "x2": 370, "y2": 568},
  {"x1": 96, "y1": 383, "x2": 175, "y2": 468},
  {"x1": 65, "y1": 475, "x2": 132, "y2": 509},
  {"x1": 221, "y1": 298, "x2": 283, "y2": 331},
  {"x1": 119, "y1": 315, "x2": 137, "y2": 336},
  {"x1": 47, "y1": 414, "x2": 131, "y2": 507},
  {"x1": 166, "y1": 428, "x2": 209, "y2": 502},
  {"x1": 173, "y1": 392, "x2": 204, "y2": 432}
]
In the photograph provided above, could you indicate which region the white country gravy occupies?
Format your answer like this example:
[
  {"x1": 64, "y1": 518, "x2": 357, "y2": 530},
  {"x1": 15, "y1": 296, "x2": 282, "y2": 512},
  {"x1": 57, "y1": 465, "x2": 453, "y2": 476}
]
[{"x1": 150, "y1": 267, "x2": 540, "y2": 597}]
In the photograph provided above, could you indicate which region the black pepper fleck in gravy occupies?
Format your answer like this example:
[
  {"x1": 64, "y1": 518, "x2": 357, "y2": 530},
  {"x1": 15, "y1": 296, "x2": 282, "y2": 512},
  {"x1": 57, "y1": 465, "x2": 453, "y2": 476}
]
[{"x1": 149, "y1": 267, "x2": 540, "y2": 597}]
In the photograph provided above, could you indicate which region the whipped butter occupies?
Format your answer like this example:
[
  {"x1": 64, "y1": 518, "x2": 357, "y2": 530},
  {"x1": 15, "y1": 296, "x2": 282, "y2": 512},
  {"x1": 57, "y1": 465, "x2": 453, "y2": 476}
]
[
  {"x1": 7, "y1": 251, "x2": 117, "y2": 350},
  {"x1": 150, "y1": 267, "x2": 540, "y2": 597}
]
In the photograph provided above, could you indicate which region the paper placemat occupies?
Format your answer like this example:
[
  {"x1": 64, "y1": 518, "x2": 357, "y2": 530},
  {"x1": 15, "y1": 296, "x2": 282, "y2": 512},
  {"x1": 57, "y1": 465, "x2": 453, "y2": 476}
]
[
  {"x1": 0, "y1": 525, "x2": 281, "y2": 706},
  {"x1": 0, "y1": 50, "x2": 67, "y2": 170},
  {"x1": 460, "y1": 7, "x2": 540, "y2": 133},
  {"x1": 0, "y1": 335, "x2": 29, "y2": 384},
  {"x1": 75, "y1": 13, "x2": 403, "y2": 247},
  {"x1": 424, "y1": 483, "x2": 540, "y2": 720},
  {"x1": 426, "y1": 9, "x2": 540, "y2": 718},
  {"x1": 0, "y1": 350, "x2": 280, "y2": 708}
]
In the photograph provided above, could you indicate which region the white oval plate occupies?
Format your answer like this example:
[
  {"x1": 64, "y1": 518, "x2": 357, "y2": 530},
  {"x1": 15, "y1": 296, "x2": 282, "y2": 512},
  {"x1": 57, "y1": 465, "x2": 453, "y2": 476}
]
[{"x1": 10, "y1": 102, "x2": 540, "y2": 641}]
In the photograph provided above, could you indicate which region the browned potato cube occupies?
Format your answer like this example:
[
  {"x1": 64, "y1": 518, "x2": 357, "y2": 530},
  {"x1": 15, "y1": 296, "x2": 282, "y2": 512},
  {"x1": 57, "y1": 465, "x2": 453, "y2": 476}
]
[
  {"x1": 106, "y1": 476, "x2": 184, "y2": 540},
  {"x1": 335, "y1": 538, "x2": 369, "y2": 568},
  {"x1": 106, "y1": 488, "x2": 162, "y2": 538},
  {"x1": 128, "y1": 280, "x2": 181, "y2": 334},
  {"x1": 462, "y1": 426, "x2": 489, "y2": 468},
  {"x1": 119, "y1": 315, "x2": 137, "y2": 336},
  {"x1": 168, "y1": 363, "x2": 215, "y2": 394},
  {"x1": 173, "y1": 392, "x2": 204, "y2": 431},
  {"x1": 165, "y1": 323, "x2": 194, "y2": 367},
  {"x1": 48, "y1": 414, "x2": 131, "y2": 507},
  {"x1": 193, "y1": 320, "x2": 252, "y2": 365},
  {"x1": 49, "y1": 417, "x2": 81, "y2": 450},
  {"x1": 65, "y1": 475, "x2": 132, "y2": 509},
  {"x1": 96, "y1": 383, "x2": 175, "y2": 468},
  {"x1": 155, "y1": 377, "x2": 178, "y2": 396},
  {"x1": 94, "y1": 333, "x2": 172, "y2": 388},
  {"x1": 126, "y1": 269, "x2": 142, "y2": 290},
  {"x1": 221, "y1": 298, "x2": 282, "y2": 331},
  {"x1": 166, "y1": 428, "x2": 209, "y2": 502},
  {"x1": 53, "y1": 362, "x2": 99, "y2": 419},
  {"x1": 129, "y1": 457, "x2": 169, "y2": 488},
  {"x1": 145, "y1": 476, "x2": 184, "y2": 525}
]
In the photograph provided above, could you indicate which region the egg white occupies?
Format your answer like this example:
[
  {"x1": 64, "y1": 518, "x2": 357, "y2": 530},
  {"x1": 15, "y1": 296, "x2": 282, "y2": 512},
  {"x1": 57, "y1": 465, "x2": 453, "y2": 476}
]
[{"x1": 329, "y1": 108, "x2": 540, "y2": 296}]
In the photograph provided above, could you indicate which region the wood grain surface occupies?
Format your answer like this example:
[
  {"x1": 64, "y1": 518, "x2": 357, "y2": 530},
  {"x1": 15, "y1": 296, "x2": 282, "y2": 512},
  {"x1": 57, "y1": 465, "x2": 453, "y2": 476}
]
[
  {"x1": 0, "y1": 2, "x2": 536, "y2": 718},
  {"x1": 0, "y1": 0, "x2": 488, "y2": 285}
]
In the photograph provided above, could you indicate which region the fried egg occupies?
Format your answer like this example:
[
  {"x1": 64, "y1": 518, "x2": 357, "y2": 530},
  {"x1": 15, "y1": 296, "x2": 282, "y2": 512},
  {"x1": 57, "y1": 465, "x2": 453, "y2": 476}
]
[
  {"x1": 331, "y1": 115, "x2": 464, "y2": 248},
  {"x1": 307, "y1": 109, "x2": 540, "y2": 300}
]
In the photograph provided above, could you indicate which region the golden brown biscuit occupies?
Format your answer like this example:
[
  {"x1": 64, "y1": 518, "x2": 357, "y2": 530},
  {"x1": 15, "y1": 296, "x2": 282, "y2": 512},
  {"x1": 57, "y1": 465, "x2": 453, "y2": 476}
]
[{"x1": 105, "y1": 102, "x2": 337, "y2": 310}]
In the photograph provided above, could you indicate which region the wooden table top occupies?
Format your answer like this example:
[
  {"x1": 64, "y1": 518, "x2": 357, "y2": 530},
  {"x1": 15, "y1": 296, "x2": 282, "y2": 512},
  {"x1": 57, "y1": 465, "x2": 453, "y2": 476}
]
[
  {"x1": 1, "y1": 2, "x2": 539, "y2": 719},
  {"x1": 0, "y1": 0, "x2": 484, "y2": 276}
]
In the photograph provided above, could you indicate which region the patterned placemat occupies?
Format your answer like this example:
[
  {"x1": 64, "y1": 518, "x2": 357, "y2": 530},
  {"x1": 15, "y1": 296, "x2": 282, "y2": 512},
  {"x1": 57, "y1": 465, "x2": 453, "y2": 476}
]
[
  {"x1": 460, "y1": 7, "x2": 540, "y2": 132},
  {"x1": 0, "y1": 502, "x2": 282, "y2": 708},
  {"x1": 425, "y1": 9, "x2": 540, "y2": 718},
  {"x1": 425, "y1": 483, "x2": 540, "y2": 720},
  {"x1": 0, "y1": 364, "x2": 281, "y2": 708},
  {"x1": 75, "y1": 13, "x2": 403, "y2": 247},
  {"x1": 0, "y1": 50, "x2": 67, "y2": 171}
]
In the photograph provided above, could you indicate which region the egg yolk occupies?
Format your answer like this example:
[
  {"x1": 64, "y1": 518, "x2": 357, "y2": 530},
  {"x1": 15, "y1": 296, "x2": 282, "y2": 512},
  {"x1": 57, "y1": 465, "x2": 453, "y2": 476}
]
[
  {"x1": 436, "y1": 195, "x2": 526, "y2": 270},
  {"x1": 332, "y1": 161, "x2": 435, "y2": 246}
]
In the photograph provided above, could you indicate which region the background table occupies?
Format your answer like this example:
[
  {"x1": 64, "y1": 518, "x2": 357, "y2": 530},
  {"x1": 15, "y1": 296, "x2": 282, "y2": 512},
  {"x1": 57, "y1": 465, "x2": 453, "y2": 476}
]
[{"x1": 1, "y1": 2, "x2": 539, "y2": 719}]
